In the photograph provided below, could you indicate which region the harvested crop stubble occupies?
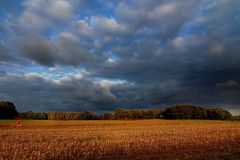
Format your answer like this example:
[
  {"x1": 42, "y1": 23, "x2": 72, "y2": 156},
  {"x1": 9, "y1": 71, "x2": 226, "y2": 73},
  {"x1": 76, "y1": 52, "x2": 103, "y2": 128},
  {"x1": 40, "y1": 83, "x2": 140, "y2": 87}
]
[{"x1": 0, "y1": 120, "x2": 240, "y2": 160}]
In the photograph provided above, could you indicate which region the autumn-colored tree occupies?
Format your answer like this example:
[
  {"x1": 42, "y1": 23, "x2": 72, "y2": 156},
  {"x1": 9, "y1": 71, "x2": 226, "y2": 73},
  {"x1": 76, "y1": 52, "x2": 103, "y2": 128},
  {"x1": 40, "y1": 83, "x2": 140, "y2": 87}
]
[{"x1": 113, "y1": 108, "x2": 130, "y2": 119}]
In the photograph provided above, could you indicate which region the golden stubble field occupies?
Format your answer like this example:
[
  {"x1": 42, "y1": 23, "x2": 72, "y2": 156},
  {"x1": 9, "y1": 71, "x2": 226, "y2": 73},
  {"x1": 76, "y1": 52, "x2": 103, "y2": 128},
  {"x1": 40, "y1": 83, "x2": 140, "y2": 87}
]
[{"x1": 0, "y1": 120, "x2": 240, "y2": 160}]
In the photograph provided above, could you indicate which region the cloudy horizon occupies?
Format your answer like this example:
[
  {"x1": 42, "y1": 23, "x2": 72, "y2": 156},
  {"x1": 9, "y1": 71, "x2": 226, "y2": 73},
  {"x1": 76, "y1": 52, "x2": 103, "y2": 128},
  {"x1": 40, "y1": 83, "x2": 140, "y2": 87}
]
[{"x1": 0, "y1": 0, "x2": 240, "y2": 115}]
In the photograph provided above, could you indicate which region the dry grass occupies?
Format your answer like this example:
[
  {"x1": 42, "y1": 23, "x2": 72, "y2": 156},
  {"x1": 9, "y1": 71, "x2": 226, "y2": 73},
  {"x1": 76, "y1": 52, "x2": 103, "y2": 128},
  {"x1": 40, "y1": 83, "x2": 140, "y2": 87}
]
[{"x1": 0, "y1": 120, "x2": 240, "y2": 160}]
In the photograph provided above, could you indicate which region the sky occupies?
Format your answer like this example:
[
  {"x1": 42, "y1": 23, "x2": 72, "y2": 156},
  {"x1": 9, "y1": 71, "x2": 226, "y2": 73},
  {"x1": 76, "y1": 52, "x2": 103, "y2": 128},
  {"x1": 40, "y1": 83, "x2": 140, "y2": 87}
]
[{"x1": 0, "y1": 0, "x2": 240, "y2": 114}]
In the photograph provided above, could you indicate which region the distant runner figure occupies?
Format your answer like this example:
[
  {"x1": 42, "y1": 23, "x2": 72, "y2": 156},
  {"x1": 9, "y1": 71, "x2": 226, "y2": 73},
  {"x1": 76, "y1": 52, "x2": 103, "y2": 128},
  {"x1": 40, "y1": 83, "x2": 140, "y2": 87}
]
[{"x1": 16, "y1": 118, "x2": 21, "y2": 128}]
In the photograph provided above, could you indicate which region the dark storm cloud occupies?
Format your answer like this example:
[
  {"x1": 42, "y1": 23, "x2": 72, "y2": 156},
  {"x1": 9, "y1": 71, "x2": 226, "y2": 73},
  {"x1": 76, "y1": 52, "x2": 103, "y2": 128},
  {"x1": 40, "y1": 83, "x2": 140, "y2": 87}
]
[
  {"x1": 12, "y1": 30, "x2": 101, "y2": 66},
  {"x1": 0, "y1": 71, "x2": 185, "y2": 112},
  {"x1": 16, "y1": 33, "x2": 57, "y2": 66},
  {"x1": 0, "y1": 43, "x2": 11, "y2": 61},
  {"x1": 0, "y1": 22, "x2": 5, "y2": 33},
  {"x1": 0, "y1": 71, "x2": 6, "y2": 77},
  {"x1": 0, "y1": 73, "x2": 124, "y2": 112},
  {"x1": 0, "y1": 42, "x2": 18, "y2": 62},
  {"x1": 116, "y1": 0, "x2": 203, "y2": 40},
  {"x1": 0, "y1": 0, "x2": 240, "y2": 114}
]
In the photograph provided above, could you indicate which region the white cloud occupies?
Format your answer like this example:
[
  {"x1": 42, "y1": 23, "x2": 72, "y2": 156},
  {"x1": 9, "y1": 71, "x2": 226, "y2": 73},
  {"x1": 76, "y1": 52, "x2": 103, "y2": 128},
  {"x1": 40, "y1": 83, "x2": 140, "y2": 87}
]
[
  {"x1": 97, "y1": 79, "x2": 127, "y2": 88},
  {"x1": 74, "y1": 19, "x2": 94, "y2": 37},
  {"x1": 90, "y1": 16, "x2": 126, "y2": 34},
  {"x1": 216, "y1": 80, "x2": 240, "y2": 89},
  {"x1": 172, "y1": 37, "x2": 186, "y2": 48},
  {"x1": 116, "y1": 1, "x2": 147, "y2": 21},
  {"x1": 25, "y1": 72, "x2": 42, "y2": 79},
  {"x1": 149, "y1": 2, "x2": 177, "y2": 19},
  {"x1": 59, "y1": 32, "x2": 78, "y2": 42},
  {"x1": 24, "y1": 0, "x2": 73, "y2": 20},
  {"x1": 46, "y1": 0, "x2": 73, "y2": 21},
  {"x1": 19, "y1": 10, "x2": 49, "y2": 31},
  {"x1": 20, "y1": 0, "x2": 74, "y2": 31}
]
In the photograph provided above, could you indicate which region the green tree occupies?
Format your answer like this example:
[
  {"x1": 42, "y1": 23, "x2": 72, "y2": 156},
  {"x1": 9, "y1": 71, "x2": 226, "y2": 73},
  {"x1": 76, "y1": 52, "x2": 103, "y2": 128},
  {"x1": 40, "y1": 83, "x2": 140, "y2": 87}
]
[
  {"x1": 163, "y1": 104, "x2": 208, "y2": 119},
  {"x1": 0, "y1": 101, "x2": 18, "y2": 119},
  {"x1": 207, "y1": 108, "x2": 232, "y2": 120}
]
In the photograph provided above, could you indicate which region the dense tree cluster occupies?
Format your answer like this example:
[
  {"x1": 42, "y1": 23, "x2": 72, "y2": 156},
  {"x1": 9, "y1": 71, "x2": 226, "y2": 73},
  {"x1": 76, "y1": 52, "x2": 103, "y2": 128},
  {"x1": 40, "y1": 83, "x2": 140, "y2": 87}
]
[
  {"x1": 0, "y1": 101, "x2": 18, "y2": 119},
  {"x1": 207, "y1": 108, "x2": 232, "y2": 120},
  {"x1": 162, "y1": 104, "x2": 232, "y2": 120},
  {"x1": 163, "y1": 104, "x2": 208, "y2": 119}
]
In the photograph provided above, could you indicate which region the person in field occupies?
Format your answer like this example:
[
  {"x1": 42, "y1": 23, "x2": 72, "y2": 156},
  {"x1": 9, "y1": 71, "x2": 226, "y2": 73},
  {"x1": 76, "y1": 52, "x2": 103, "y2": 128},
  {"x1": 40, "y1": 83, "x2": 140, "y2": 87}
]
[{"x1": 16, "y1": 118, "x2": 21, "y2": 128}]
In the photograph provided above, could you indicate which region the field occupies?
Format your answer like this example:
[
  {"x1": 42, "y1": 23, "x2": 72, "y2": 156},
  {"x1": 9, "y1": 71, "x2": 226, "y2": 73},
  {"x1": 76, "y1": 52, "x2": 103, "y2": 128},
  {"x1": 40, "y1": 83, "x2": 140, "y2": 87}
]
[{"x1": 0, "y1": 120, "x2": 240, "y2": 160}]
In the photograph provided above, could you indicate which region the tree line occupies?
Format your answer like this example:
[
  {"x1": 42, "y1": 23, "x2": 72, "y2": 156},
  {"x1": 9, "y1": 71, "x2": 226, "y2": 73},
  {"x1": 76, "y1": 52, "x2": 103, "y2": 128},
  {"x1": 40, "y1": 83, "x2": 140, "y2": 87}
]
[
  {"x1": 0, "y1": 101, "x2": 233, "y2": 120},
  {"x1": 18, "y1": 108, "x2": 163, "y2": 120}
]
